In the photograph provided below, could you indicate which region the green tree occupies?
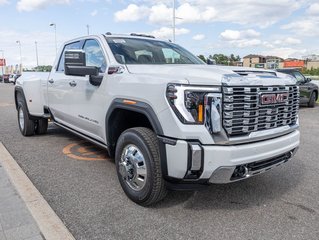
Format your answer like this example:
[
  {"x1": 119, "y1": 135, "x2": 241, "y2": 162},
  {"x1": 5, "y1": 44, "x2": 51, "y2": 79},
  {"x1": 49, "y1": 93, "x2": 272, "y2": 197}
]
[
  {"x1": 34, "y1": 65, "x2": 52, "y2": 72},
  {"x1": 197, "y1": 55, "x2": 207, "y2": 63},
  {"x1": 212, "y1": 54, "x2": 230, "y2": 65}
]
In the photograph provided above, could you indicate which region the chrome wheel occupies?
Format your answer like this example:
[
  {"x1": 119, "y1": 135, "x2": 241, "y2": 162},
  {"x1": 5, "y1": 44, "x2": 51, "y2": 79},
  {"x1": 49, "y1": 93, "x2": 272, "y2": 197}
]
[
  {"x1": 18, "y1": 107, "x2": 25, "y2": 130},
  {"x1": 119, "y1": 144, "x2": 147, "y2": 191}
]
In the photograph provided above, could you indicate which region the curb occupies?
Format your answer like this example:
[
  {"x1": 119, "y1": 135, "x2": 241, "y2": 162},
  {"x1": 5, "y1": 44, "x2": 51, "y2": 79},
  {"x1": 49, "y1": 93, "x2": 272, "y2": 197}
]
[{"x1": 0, "y1": 142, "x2": 75, "y2": 240}]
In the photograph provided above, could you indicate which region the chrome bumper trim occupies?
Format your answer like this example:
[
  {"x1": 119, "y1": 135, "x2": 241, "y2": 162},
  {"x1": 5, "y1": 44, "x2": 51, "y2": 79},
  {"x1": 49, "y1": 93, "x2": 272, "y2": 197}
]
[{"x1": 209, "y1": 147, "x2": 298, "y2": 184}]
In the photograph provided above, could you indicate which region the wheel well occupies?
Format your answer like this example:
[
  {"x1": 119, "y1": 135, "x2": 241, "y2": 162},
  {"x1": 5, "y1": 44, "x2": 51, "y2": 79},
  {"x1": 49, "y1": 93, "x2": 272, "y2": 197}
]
[
  {"x1": 107, "y1": 109, "x2": 154, "y2": 157},
  {"x1": 14, "y1": 90, "x2": 19, "y2": 109},
  {"x1": 14, "y1": 89, "x2": 23, "y2": 110}
]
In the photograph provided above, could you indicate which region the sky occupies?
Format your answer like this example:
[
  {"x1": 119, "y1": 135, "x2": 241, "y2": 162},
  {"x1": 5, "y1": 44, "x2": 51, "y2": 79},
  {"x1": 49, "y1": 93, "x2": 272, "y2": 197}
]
[{"x1": 0, "y1": 0, "x2": 319, "y2": 67}]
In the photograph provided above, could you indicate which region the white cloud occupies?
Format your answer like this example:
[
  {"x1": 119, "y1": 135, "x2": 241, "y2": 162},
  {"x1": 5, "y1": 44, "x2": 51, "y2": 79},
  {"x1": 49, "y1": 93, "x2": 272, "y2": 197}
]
[
  {"x1": 272, "y1": 37, "x2": 301, "y2": 45},
  {"x1": 0, "y1": 0, "x2": 9, "y2": 5},
  {"x1": 148, "y1": 4, "x2": 172, "y2": 25},
  {"x1": 114, "y1": 0, "x2": 302, "y2": 27},
  {"x1": 286, "y1": 37, "x2": 302, "y2": 44},
  {"x1": 17, "y1": 0, "x2": 70, "y2": 12},
  {"x1": 150, "y1": 3, "x2": 217, "y2": 24},
  {"x1": 90, "y1": 9, "x2": 98, "y2": 16},
  {"x1": 150, "y1": 27, "x2": 190, "y2": 39},
  {"x1": 219, "y1": 29, "x2": 262, "y2": 48},
  {"x1": 114, "y1": 4, "x2": 149, "y2": 22},
  {"x1": 193, "y1": 34, "x2": 205, "y2": 41},
  {"x1": 220, "y1": 30, "x2": 241, "y2": 40},
  {"x1": 262, "y1": 47, "x2": 307, "y2": 59},
  {"x1": 175, "y1": 3, "x2": 217, "y2": 24},
  {"x1": 281, "y1": 18, "x2": 319, "y2": 36},
  {"x1": 307, "y1": 3, "x2": 319, "y2": 15},
  {"x1": 236, "y1": 39, "x2": 262, "y2": 48},
  {"x1": 220, "y1": 29, "x2": 260, "y2": 41}
]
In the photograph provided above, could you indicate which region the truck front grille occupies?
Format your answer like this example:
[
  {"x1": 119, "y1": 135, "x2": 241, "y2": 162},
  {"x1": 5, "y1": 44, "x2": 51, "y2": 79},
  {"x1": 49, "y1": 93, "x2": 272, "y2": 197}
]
[{"x1": 222, "y1": 85, "x2": 299, "y2": 137}]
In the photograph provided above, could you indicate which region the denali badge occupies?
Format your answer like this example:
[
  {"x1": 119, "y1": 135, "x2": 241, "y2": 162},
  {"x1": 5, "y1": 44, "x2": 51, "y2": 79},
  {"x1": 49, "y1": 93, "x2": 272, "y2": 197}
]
[{"x1": 260, "y1": 92, "x2": 289, "y2": 105}]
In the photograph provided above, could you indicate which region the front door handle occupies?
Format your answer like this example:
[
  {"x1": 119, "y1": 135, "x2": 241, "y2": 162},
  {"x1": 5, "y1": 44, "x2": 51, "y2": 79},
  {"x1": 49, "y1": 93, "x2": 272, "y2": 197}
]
[
  {"x1": 48, "y1": 79, "x2": 54, "y2": 84},
  {"x1": 69, "y1": 81, "x2": 77, "y2": 87}
]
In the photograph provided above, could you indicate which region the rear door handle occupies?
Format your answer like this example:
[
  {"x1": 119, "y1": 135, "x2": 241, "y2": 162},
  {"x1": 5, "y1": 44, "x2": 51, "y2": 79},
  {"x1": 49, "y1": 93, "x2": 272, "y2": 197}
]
[
  {"x1": 48, "y1": 79, "x2": 54, "y2": 84},
  {"x1": 69, "y1": 81, "x2": 77, "y2": 87}
]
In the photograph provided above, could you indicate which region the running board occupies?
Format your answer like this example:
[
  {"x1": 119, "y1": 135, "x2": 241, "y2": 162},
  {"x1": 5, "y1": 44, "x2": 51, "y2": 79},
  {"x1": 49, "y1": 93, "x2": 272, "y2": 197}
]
[{"x1": 54, "y1": 122, "x2": 108, "y2": 150}]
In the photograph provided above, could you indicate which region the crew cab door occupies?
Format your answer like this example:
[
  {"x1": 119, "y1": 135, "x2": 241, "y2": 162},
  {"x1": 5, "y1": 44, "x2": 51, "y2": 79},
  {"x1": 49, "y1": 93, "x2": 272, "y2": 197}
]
[
  {"x1": 68, "y1": 39, "x2": 108, "y2": 141},
  {"x1": 47, "y1": 40, "x2": 83, "y2": 124},
  {"x1": 48, "y1": 38, "x2": 108, "y2": 143}
]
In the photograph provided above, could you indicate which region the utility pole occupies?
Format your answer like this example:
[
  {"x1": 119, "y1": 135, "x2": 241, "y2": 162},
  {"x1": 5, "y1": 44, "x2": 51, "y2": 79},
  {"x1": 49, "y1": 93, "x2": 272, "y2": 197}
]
[
  {"x1": 86, "y1": 25, "x2": 90, "y2": 35},
  {"x1": 173, "y1": 0, "x2": 176, "y2": 43},
  {"x1": 35, "y1": 41, "x2": 39, "y2": 67},
  {"x1": 0, "y1": 50, "x2": 4, "y2": 77},
  {"x1": 16, "y1": 40, "x2": 22, "y2": 73},
  {"x1": 49, "y1": 23, "x2": 57, "y2": 55}
]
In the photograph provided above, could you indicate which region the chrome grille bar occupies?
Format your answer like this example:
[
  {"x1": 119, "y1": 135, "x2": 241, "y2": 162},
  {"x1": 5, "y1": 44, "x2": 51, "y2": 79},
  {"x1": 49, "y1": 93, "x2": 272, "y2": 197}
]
[{"x1": 222, "y1": 85, "x2": 299, "y2": 136}]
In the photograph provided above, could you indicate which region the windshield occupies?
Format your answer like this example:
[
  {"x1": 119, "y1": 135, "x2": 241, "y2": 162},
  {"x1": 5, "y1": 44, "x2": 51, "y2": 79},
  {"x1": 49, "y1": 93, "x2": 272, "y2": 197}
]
[{"x1": 106, "y1": 37, "x2": 204, "y2": 65}]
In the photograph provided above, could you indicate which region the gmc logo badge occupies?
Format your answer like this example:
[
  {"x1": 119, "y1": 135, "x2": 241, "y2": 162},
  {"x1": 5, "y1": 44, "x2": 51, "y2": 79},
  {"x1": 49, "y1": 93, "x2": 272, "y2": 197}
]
[{"x1": 260, "y1": 92, "x2": 289, "y2": 105}]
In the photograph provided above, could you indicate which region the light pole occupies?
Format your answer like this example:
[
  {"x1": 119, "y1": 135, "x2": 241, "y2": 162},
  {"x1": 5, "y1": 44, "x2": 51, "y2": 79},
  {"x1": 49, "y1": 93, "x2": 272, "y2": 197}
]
[
  {"x1": 86, "y1": 24, "x2": 90, "y2": 35},
  {"x1": 35, "y1": 41, "x2": 39, "y2": 67},
  {"x1": 0, "y1": 50, "x2": 4, "y2": 77},
  {"x1": 173, "y1": 0, "x2": 176, "y2": 43},
  {"x1": 49, "y1": 23, "x2": 57, "y2": 55},
  {"x1": 172, "y1": 0, "x2": 182, "y2": 43},
  {"x1": 16, "y1": 41, "x2": 22, "y2": 73}
]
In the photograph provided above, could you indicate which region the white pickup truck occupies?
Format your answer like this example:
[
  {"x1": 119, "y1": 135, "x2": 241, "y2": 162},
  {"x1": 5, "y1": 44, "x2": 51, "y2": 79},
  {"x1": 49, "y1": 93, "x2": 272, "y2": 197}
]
[{"x1": 15, "y1": 33, "x2": 300, "y2": 205}]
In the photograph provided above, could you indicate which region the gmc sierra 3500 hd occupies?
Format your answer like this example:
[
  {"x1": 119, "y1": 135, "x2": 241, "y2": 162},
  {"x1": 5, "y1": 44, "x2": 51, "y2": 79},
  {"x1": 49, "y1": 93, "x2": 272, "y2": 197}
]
[{"x1": 15, "y1": 33, "x2": 300, "y2": 206}]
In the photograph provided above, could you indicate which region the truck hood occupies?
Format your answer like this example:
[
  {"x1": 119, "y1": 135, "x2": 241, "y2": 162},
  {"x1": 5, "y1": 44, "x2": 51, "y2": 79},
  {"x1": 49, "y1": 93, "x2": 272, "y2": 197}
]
[{"x1": 126, "y1": 65, "x2": 297, "y2": 86}]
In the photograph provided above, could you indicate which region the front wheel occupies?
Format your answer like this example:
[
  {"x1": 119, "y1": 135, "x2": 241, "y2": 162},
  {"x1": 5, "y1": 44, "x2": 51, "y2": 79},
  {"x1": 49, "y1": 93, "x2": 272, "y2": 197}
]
[
  {"x1": 308, "y1": 92, "x2": 317, "y2": 108},
  {"x1": 115, "y1": 127, "x2": 167, "y2": 206}
]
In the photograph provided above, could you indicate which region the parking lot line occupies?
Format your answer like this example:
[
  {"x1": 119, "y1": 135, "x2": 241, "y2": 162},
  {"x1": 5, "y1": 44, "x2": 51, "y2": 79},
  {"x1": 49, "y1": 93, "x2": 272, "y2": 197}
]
[{"x1": 0, "y1": 142, "x2": 75, "y2": 240}]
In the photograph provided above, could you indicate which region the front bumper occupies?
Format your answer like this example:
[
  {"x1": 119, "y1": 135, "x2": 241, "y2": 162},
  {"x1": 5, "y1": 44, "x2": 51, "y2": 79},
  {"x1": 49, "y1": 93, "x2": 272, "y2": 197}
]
[{"x1": 164, "y1": 130, "x2": 300, "y2": 184}]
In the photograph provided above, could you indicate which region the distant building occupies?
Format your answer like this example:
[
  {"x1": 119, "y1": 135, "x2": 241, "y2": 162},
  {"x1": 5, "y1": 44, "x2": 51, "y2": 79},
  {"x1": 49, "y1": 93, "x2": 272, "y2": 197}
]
[
  {"x1": 243, "y1": 54, "x2": 266, "y2": 68},
  {"x1": 243, "y1": 55, "x2": 283, "y2": 69},
  {"x1": 236, "y1": 61, "x2": 243, "y2": 67},
  {"x1": 306, "y1": 61, "x2": 319, "y2": 69},
  {"x1": 241, "y1": 54, "x2": 319, "y2": 70},
  {"x1": 302, "y1": 54, "x2": 319, "y2": 61},
  {"x1": 266, "y1": 56, "x2": 284, "y2": 69},
  {"x1": 283, "y1": 59, "x2": 305, "y2": 68}
]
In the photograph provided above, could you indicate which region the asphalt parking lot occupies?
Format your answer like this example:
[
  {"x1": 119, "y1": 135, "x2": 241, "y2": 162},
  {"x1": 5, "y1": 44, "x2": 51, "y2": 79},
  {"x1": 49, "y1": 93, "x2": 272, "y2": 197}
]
[{"x1": 0, "y1": 83, "x2": 318, "y2": 240}]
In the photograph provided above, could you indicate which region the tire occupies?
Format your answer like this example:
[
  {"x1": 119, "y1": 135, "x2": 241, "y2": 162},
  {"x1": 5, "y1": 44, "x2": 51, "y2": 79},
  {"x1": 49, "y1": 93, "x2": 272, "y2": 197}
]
[
  {"x1": 115, "y1": 127, "x2": 167, "y2": 206},
  {"x1": 308, "y1": 92, "x2": 317, "y2": 108},
  {"x1": 35, "y1": 118, "x2": 48, "y2": 135},
  {"x1": 17, "y1": 100, "x2": 35, "y2": 136}
]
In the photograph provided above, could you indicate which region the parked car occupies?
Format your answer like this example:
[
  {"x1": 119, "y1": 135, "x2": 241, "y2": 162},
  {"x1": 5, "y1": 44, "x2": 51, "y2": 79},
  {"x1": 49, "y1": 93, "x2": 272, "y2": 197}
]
[
  {"x1": 2, "y1": 74, "x2": 10, "y2": 83},
  {"x1": 276, "y1": 68, "x2": 318, "y2": 107},
  {"x1": 9, "y1": 74, "x2": 21, "y2": 84}
]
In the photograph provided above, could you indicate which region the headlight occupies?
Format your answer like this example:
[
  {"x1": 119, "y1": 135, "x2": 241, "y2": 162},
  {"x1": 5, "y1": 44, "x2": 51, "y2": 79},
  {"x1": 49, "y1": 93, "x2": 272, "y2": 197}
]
[{"x1": 166, "y1": 84, "x2": 221, "y2": 125}]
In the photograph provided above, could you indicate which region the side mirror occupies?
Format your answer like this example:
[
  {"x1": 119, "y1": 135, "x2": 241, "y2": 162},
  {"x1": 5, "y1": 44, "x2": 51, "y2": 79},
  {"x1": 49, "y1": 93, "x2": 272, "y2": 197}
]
[
  {"x1": 306, "y1": 78, "x2": 312, "y2": 83},
  {"x1": 64, "y1": 50, "x2": 99, "y2": 77}
]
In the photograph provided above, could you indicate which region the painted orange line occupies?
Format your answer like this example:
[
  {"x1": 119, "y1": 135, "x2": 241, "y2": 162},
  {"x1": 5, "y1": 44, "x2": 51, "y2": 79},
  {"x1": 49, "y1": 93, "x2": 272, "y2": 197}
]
[{"x1": 62, "y1": 142, "x2": 109, "y2": 161}]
